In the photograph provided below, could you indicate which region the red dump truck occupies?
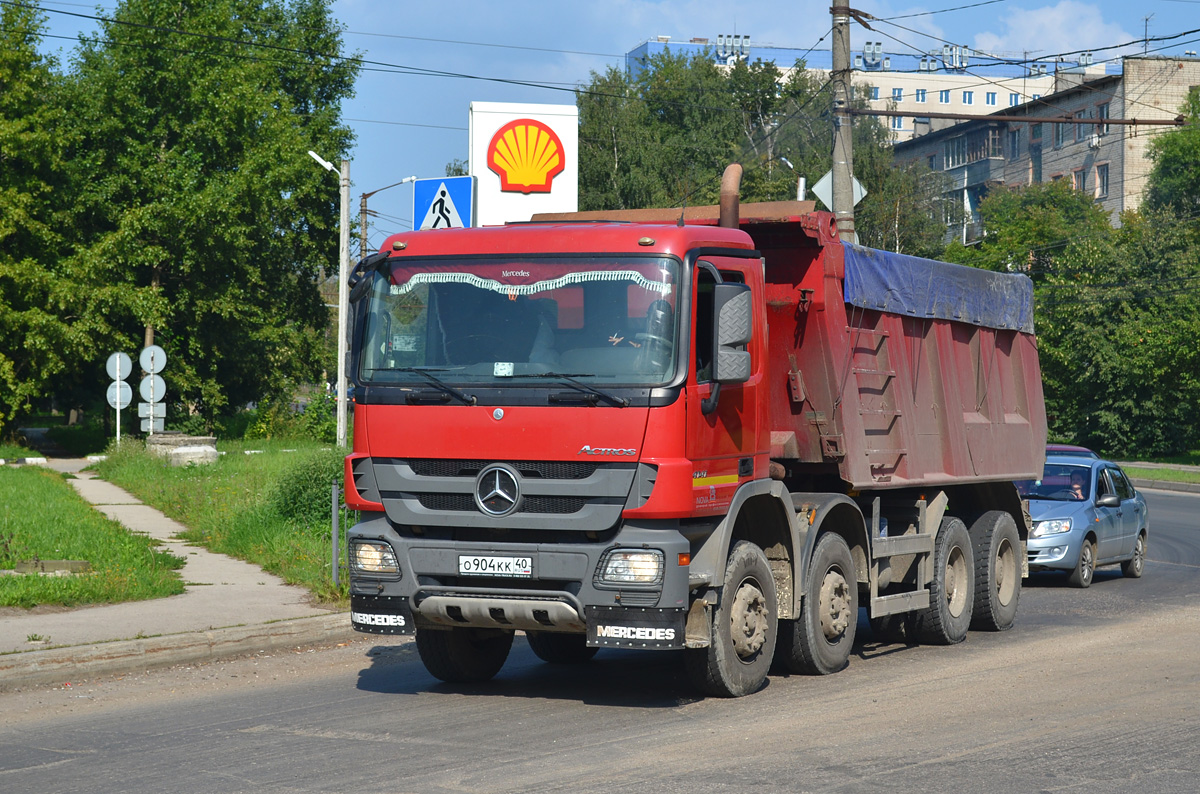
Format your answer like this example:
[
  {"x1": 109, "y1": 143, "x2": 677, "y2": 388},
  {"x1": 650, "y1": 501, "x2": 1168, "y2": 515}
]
[{"x1": 343, "y1": 170, "x2": 1046, "y2": 697}]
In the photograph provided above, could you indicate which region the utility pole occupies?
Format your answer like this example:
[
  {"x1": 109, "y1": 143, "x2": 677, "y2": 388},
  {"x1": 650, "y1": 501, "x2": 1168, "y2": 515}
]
[
  {"x1": 336, "y1": 159, "x2": 351, "y2": 449},
  {"x1": 359, "y1": 176, "x2": 418, "y2": 258},
  {"x1": 830, "y1": 5, "x2": 856, "y2": 242}
]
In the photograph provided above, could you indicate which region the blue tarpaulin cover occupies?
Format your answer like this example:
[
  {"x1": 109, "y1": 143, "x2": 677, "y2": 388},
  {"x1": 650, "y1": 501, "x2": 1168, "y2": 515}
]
[{"x1": 842, "y1": 243, "x2": 1035, "y2": 334}]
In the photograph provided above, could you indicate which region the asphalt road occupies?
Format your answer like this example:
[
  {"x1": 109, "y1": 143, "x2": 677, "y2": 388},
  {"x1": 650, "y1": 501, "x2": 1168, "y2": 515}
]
[{"x1": 3, "y1": 489, "x2": 1198, "y2": 794}]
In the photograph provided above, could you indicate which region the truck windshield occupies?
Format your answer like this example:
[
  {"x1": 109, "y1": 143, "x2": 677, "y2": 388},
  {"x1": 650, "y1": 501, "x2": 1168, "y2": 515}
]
[{"x1": 357, "y1": 256, "x2": 680, "y2": 386}]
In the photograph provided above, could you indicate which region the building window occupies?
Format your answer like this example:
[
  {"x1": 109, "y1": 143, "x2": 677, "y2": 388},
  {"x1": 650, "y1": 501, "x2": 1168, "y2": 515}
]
[
  {"x1": 986, "y1": 92, "x2": 997, "y2": 106},
  {"x1": 893, "y1": 87, "x2": 903, "y2": 101},
  {"x1": 916, "y1": 88, "x2": 927, "y2": 103},
  {"x1": 1073, "y1": 169, "x2": 1087, "y2": 192},
  {"x1": 1031, "y1": 123, "x2": 1043, "y2": 141},
  {"x1": 1008, "y1": 128, "x2": 1021, "y2": 159},
  {"x1": 1032, "y1": 94, "x2": 1041, "y2": 100},
  {"x1": 1030, "y1": 145, "x2": 1042, "y2": 183},
  {"x1": 1097, "y1": 102, "x2": 1110, "y2": 134},
  {"x1": 928, "y1": 154, "x2": 937, "y2": 171},
  {"x1": 939, "y1": 90, "x2": 950, "y2": 104},
  {"x1": 963, "y1": 91, "x2": 974, "y2": 105},
  {"x1": 1096, "y1": 163, "x2": 1109, "y2": 197},
  {"x1": 1075, "y1": 111, "x2": 1088, "y2": 142},
  {"x1": 1054, "y1": 121, "x2": 1066, "y2": 148},
  {"x1": 870, "y1": 86, "x2": 880, "y2": 100},
  {"x1": 1009, "y1": 92, "x2": 1020, "y2": 106},
  {"x1": 890, "y1": 115, "x2": 903, "y2": 130}
]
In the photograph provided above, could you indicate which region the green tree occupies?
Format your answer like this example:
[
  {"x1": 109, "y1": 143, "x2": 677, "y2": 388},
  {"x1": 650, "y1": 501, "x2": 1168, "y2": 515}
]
[
  {"x1": 0, "y1": 4, "x2": 78, "y2": 434},
  {"x1": 59, "y1": 0, "x2": 359, "y2": 428},
  {"x1": 1145, "y1": 88, "x2": 1200, "y2": 214}
]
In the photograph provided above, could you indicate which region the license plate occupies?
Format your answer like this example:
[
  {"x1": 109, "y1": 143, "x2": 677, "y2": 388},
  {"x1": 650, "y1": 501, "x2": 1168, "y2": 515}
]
[{"x1": 458, "y1": 555, "x2": 532, "y2": 578}]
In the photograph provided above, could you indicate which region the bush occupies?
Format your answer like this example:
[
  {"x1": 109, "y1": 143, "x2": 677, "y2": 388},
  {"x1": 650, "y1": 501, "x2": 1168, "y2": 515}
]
[
  {"x1": 265, "y1": 446, "x2": 347, "y2": 524},
  {"x1": 301, "y1": 393, "x2": 336, "y2": 443},
  {"x1": 45, "y1": 420, "x2": 109, "y2": 456}
]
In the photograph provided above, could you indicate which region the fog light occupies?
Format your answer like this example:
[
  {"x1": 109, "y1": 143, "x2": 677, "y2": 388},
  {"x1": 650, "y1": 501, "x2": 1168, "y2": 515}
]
[
  {"x1": 352, "y1": 541, "x2": 400, "y2": 575},
  {"x1": 598, "y1": 549, "x2": 663, "y2": 585}
]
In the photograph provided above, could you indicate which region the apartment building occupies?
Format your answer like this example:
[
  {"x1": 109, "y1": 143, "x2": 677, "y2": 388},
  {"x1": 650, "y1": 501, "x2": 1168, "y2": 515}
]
[
  {"x1": 624, "y1": 36, "x2": 1099, "y2": 142},
  {"x1": 893, "y1": 56, "x2": 1200, "y2": 241}
]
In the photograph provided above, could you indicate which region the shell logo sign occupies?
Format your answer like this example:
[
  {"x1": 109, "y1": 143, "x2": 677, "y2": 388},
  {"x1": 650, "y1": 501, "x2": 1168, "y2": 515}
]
[{"x1": 487, "y1": 119, "x2": 565, "y2": 194}]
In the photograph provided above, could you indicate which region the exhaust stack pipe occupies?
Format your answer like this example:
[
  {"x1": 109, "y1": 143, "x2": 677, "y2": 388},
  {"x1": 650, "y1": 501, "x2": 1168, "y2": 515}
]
[{"x1": 718, "y1": 163, "x2": 743, "y2": 228}]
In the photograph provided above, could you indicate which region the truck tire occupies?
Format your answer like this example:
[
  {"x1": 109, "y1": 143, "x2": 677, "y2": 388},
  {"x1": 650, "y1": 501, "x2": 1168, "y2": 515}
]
[
  {"x1": 776, "y1": 532, "x2": 858, "y2": 675},
  {"x1": 913, "y1": 517, "x2": 975, "y2": 645},
  {"x1": 969, "y1": 511, "x2": 1021, "y2": 631},
  {"x1": 526, "y1": 631, "x2": 598, "y2": 664},
  {"x1": 684, "y1": 541, "x2": 777, "y2": 697},
  {"x1": 415, "y1": 627, "x2": 514, "y2": 683}
]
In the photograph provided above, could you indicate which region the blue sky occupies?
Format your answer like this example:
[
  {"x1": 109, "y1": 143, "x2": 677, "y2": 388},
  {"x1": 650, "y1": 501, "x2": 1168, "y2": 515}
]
[{"x1": 33, "y1": 0, "x2": 1200, "y2": 250}]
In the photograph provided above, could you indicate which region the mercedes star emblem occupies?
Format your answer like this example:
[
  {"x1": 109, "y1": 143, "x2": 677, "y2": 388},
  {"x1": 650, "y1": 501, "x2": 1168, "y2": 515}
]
[{"x1": 475, "y1": 464, "x2": 520, "y2": 516}]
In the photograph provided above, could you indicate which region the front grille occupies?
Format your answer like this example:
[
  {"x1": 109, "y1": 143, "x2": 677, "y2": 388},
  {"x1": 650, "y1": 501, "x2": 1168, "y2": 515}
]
[
  {"x1": 415, "y1": 493, "x2": 588, "y2": 514},
  {"x1": 408, "y1": 459, "x2": 597, "y2": 480}
]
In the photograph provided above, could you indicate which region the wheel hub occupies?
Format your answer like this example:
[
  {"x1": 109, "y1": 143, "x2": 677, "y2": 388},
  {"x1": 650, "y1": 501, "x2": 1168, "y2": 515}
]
[
  {"x1": 819, "y1": 569, "x2": 852, "y2": 641},
  {"x1": 730, "y1": 581, "x2": 769, "y2": 658}
]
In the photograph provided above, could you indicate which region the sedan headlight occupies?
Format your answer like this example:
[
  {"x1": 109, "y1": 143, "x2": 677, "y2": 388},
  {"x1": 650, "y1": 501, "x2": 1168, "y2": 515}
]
[
  {"x1": 351, "y1": 541, "x2": 400, "y2": 576},
  {"x1": 597, "y1": 549, "x2": 664, "y2": 586},
  {"x1": 1032, "y1": 518, "x2": 1073, "y2": 538}
]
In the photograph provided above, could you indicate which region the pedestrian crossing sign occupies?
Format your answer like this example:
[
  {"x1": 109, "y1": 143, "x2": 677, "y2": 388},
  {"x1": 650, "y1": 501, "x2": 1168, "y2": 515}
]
[{"x1": 414, "y1": 175, "x2": 476, "y2": 230}]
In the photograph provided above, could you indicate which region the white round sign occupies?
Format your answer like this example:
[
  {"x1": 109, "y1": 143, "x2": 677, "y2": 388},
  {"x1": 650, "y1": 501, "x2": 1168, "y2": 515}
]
[
  {"x1": 106, "y1": 352, "x2": 132, "y2": 381},
  {"x1": 140, "y1": 345, "x2": 167, "y2": 375},
  {"x1": 139, "y1": 374, "x2": 166, "y2": 403},
  {"x1": 107, "y1": 381, "x2": 133, "y2": 410}
]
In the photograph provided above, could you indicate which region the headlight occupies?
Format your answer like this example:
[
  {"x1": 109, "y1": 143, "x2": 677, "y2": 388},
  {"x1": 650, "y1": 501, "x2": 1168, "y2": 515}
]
[
  {"x1": 597, "y1": 549, "x2": 664, "y2": 585},
  {"x1": 351, "y1": 541, "x2": 400, "y2": 576},
  {"x1": 1032, "y1": 518, "x2": 1072, "y2": 538}
]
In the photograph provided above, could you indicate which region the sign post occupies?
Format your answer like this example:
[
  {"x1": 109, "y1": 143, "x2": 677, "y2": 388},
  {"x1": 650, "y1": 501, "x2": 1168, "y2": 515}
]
[
  {"x1": 139, "y1": 345, "x2": 167, "y2": 436},
  {"x1": 106, "y1": 352, "x2": 133, "y2": 444}
]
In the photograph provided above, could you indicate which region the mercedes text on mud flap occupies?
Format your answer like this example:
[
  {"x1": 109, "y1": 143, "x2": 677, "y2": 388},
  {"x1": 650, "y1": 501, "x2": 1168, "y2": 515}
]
[{"x1": 344, "y1": 165, "x2": 1047, "y2": 697}]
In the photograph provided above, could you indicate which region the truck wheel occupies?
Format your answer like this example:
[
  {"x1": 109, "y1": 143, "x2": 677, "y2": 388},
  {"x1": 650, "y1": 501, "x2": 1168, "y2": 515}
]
[
  {"x1": 526, "y1": 631, "x2": 598, "y2": 664},
  {"x1": 1068, "y1": 538, "x2": 1096, "y2": 588},
  {"x1": 776, "y1": 532, "x2": 858, "y2": 675},
  {"x1": 969, "y1": 511, "x2": 1021, "y2": 631},
  {"x1": 1121, "y1": 532, "x2": 1146, "y2": 578},
  {"x1": 415, "y1": 627, "x2": 514, "y2": 683},
  {"x1": 684, "y1": 541, "x2": 777, "y2": 697},
  {"x1": 913, "y1": 517, "x2": 975, "y2": 645}
]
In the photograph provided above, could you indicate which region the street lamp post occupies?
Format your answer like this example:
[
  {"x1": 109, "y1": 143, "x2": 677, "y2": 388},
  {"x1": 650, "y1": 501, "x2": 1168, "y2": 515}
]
[
  {"x1": 309, "y1": 150, "x2": 352, "y2": 449},
  {"x1": 778, "y1": 156, "x2": 807, "y2": 202},
  {"x1": 360, "y1": 175, "x2": 417, "y2": 257}
]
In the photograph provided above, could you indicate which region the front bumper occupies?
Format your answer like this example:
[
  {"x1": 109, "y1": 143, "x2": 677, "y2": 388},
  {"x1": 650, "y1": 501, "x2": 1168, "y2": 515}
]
[
  {"x1": 348, "y1": 512, "x2": 692, "y2": 649},
  {"x1": 1026, "y1": 531, "x2": 1083, "y2": 571}
]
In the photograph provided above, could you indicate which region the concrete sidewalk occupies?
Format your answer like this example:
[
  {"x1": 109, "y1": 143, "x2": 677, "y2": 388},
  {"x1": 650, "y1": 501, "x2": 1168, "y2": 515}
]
[{"x1": 1, "y1": 459, "x2": 355, "y2": 691}]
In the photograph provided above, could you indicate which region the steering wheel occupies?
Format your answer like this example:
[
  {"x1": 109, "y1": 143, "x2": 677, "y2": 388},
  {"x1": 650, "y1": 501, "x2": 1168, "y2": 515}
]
[{"x1": 637, "y1": 300, "x2": 674, "y2": 372}]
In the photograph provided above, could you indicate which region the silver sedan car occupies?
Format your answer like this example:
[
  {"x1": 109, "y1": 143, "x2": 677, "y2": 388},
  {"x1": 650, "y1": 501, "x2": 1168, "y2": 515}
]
[{"x1": 1017, "y1": 456, "x2": 1149, "y2": 587}]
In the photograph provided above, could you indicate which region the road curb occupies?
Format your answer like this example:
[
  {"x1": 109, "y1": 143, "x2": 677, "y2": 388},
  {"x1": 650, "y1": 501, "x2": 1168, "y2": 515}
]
[
  {"x1": 1129, "y1": 478, "x2": 1200, "y2": 494},
  {"x1": 0, "y1": 612, "x2": 355, "y2": 691}
]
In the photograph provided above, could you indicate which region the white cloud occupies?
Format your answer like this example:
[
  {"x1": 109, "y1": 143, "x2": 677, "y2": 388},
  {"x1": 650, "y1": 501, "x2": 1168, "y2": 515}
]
[{"x1": 972, "y1": 2, "x2": 1132, "y2": 59}]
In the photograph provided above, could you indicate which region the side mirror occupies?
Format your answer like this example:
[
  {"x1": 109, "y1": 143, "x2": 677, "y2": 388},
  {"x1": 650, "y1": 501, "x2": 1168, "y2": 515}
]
[
  {"x1": 1096, "y1": 493, "x2": 1120, "y2": 507},
  {"x1": 711, "y1": 283, "x2": 752, "y2": 384},
  {"x1": 348, "y1": 251, "x2": 391, "y2": 303}
]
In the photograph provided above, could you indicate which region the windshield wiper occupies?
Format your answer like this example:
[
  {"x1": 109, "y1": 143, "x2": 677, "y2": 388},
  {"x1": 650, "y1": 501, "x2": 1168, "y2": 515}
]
[
  {"x1": 386, "y1": 367, "x2": 477, "y2": 406},
  {"x1": 511, "y1": 372, "x2": 629, "y2": 408}
]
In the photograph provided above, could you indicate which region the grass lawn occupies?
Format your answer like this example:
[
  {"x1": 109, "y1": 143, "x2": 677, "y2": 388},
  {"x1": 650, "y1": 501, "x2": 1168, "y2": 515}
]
[
  {"x1": 93, "y1": 440, "x2": 350, "y2": 605},
  {"x1": 0, "y1": 443, "x2": 35, "y2": 460},
  {"x1": 0, "y1": 466, "x2": 185, "y2": 608},
  {"x1": 1123, "y1": 466, "x2": 1200, "y2": 485}
]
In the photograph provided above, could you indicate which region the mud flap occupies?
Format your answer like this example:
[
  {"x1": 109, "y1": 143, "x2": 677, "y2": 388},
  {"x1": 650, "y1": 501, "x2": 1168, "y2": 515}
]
[
  {"x1": 585, "y1": 606, "x2": 686, "y2": 649},
  {"x1": 351, "y1": 594, "x2": 415, "y2": 635}
]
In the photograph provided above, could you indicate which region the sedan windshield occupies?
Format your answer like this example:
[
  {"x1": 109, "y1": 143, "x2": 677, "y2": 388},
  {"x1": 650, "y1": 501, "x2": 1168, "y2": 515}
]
[
  {"x1": 1017, "y1": 464, "x2": 1091, "y2": 501},
  {"x1": 357, "y1": 256, "x2": 680, "y2": 386}
]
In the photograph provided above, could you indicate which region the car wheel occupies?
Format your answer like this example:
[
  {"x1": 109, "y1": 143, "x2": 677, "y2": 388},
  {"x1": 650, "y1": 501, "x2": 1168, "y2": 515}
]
[
  {"x1": 685, "y1": 541, "x2": 777, "y2": 697},
  {"x1": 1121, "y1": 532, "x2": 1147, "y2": 579},
  {"x1": 1067, "y1": 538, "x2": 1096, "y2": 588}
]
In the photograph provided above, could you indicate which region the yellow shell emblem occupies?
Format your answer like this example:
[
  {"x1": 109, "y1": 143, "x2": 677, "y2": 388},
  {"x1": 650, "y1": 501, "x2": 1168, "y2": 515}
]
[{"x1": 487, "y1": 119, "x2": 565, "y2": 194}]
